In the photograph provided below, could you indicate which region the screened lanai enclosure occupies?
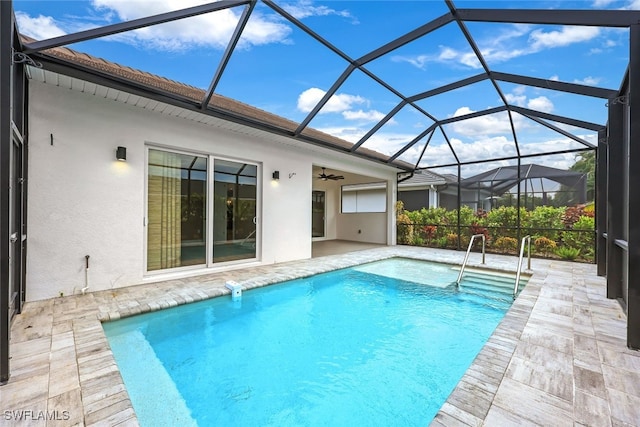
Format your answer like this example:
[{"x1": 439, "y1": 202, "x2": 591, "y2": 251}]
[{"x1": 2, "y1": 0, "x2": 640, "y2": 383}]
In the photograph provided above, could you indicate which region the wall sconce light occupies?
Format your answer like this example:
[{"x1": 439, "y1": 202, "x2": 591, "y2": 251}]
[
  {"x1": 272, "y1": 171, "x2": 280, "y2": 180},
  {"x1": 116, "y1": 146, "x2": 127, "y2": 162}
]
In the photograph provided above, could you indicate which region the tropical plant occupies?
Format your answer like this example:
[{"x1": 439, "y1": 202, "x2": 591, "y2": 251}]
[
  {"x1": 395, "y1": 201, "x2": 413, "y2": 244},
  {"x1": 563, "y1": 215, "x2": 595, "y2": 259},
  {"x1": 526, "y1": 206, "x2": 564, "y2": 240},
  {"x1": 493, "y1": 236, "x2": 518, "y2": 254},
  {"x1": 422, "y1": 225, "x2": 437, "y2": 243},
  {"x1": 534, "y1": 236, "x2": 557, "y2": 256},
  {"x1": 486, "y1": 206, "x2": 526, "y2": 240},
  {"x1": 556, "y1": 246, "x2": 581, "y2": 261}
]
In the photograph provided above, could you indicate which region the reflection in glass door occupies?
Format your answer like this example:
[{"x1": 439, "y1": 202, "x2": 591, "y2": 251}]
[
  {"x1": 213, "y1": 159, "x2": 257, "y2": 263},
  {"x1": 147, "y1": 149, "x2": 207, "y2": 271},
  {"x1": 312, "y1": 190, "x2": 325, "y2": 238}
]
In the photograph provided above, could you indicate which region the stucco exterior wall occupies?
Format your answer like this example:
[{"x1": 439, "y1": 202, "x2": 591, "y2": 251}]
[{"x1": 26, "y1": 80, "x2": 397, "y2": 301}]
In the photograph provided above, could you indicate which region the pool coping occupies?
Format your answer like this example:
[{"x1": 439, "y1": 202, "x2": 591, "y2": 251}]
[{"x1": 4, "y1": 246, "x2": 638, "y2": 426}]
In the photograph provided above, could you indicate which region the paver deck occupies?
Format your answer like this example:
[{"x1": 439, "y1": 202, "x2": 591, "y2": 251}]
[{"x1": 1, "y1": 246, "x2": 638, "y2": 426}]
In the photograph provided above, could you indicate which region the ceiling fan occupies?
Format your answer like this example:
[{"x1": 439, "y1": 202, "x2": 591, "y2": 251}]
[{"x1": 317, "y1": 167, "x2": 344, "y2": 181}]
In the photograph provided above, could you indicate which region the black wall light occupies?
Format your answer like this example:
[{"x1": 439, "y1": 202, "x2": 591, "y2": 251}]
[
  {"x1": 272, "y1": 171, "x2": 280, "y2": 180},
  {"x1": 116, "y1": 146, "x2": 127, "y2": 161}
]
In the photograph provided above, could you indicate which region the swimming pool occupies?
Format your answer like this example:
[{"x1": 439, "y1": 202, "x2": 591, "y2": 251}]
[{"x1": 103, "y1": 258, "x2": 523, "y2": 426}]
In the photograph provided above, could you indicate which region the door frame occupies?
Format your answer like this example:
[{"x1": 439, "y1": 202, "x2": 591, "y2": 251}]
[
  {"x1": 312, "y1": 190, "x2": 326, "y2": 240},
  {"x1": 8, "y1": 125, "x2": 25, "y2": 319}
]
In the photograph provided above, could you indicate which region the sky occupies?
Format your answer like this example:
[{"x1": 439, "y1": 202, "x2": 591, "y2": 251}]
[{"x1": 13, "y1": 0, "x2": 637, "y2": 176}]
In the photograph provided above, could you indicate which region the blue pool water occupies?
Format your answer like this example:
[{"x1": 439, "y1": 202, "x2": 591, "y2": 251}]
[{"x1": 103, "y1": 258, "x2": 520, "y2": 426}]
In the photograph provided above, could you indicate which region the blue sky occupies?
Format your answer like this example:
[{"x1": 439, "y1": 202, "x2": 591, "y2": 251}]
[{"x1": 14, "y1": 0, "x2": 636, "y2": 175}]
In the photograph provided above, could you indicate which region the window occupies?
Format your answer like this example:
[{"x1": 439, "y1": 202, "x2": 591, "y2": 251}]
[{"x1": 341, "y1": 182, "x2": 387, "y2": 213}]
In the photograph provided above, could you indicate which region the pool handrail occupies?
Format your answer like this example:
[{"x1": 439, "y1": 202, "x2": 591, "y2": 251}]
[
  {"x1": 514, "y1": 235, "x2": 532, "y2": 298},
  {"x1": 456, "y1": 234, "x2": 486, "y2": 285}
]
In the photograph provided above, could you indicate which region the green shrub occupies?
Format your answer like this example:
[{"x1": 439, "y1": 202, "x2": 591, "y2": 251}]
[
  {"x1": 493, "y1": 236, "x2": 518, "y2": 253},
  {"x1": 534, "y1": 236, "x2": 557, "y2": 256},
  {"x1": 486, "y1": 206, "x2": 526, "y2": 240},
  {"x1": 526, "y1": 206, "x2": 564, "y2": 240},
  {"x1": 395, "y1": 201, "x2": 413, "y2": 244},
  {"x1": 411, "y1": 235, "x2": 425, "y2": 246},
  {"x1": 562, "y1": 215, "x2": 595, "y2": 260},
  {"x1": 556, "y1": 246, "x2": 580, "y2": 261}
]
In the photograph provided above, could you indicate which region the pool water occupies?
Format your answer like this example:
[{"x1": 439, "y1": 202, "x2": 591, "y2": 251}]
[{"x1": 104, "y1": 258, "x2": 519, "y2": 426}]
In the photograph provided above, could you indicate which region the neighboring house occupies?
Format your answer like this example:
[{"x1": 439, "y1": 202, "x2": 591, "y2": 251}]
[
  {"x1": 20, "y1": 44, "x2": 403, "y2": 302},
  {"x1": 398, "y1": 170, "x2": 493, "y2": 212},
  {"x1": 398, "y1": 164, "x2": 586, "y2": 212}
]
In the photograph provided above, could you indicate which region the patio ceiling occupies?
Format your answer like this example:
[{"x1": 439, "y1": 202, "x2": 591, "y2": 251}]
[{"x1": 12, "y1": 0, "x2": 638, "y2": 172}]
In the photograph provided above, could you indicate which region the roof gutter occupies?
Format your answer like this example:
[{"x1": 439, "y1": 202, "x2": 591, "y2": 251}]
[{"x1": 397, "y1": 171, "x2": 414, "y2": 184}]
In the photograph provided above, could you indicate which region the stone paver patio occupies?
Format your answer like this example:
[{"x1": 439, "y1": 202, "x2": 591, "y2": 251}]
[{"x1": 1, "y1": 246, "x2": 638, "y2": 426}]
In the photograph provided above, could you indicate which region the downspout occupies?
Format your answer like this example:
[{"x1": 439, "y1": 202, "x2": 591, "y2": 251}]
[{"x1": 82, "y1": 255, "x2": 90, "y2": 295}]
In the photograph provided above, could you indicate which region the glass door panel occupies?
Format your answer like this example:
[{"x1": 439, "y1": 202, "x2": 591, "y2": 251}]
[
  {"x1": 213, "y1": 159, "x2": 257, "y2": 263},
  {"x1": 147, "y1": 149, "x2": 207, "y2": 271},
  {"x1": 312, "y1": 190, "x2": 325, "y2": 238}
]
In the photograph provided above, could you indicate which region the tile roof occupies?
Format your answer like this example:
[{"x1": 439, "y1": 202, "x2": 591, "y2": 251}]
[{"x1": 24, "y1": 36, "x2": 408, "y2": 168}]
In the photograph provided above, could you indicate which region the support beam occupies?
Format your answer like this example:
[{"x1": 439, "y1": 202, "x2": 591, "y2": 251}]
[
  {"x1": 0, "y1": 0, "x2": 12, "y2": 385},
  {"x1": 606, "y1": 100, "x2": 624, "y2": 300},
  {"x1": 201, "y1": 1, "x2": 255, "y2": 108},
  {"x1": 492, "y1": 71, "x2": 617, "y2": 99},
  {"x1": 456, "y1": 8, "x2": 640, "y2": 27},
  {"x1": 23, "y1": 1, "x2": 249, "y2": 53},
  {"x1": 596, "y1": 129, "x2": 607, "y2": 276},
  {"x1": 627, "y1": 24, "x2": 640, "y2": 350}
]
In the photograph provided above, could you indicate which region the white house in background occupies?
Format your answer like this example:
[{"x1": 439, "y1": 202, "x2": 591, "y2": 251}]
[
  {"x1": 24, "y1": 44, "x2": 403, "y2": 302},
  {"x1": 398, "y1": 170, "x2": 493, "y2": 212}
]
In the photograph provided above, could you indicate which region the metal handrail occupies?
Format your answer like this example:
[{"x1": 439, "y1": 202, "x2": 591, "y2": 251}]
[
  {"x1": 456, "y1": 234, "x2": 486, "y2": 285},
  {"x1": 514, "y1": 235, "x2": 532, "y2": 298}
]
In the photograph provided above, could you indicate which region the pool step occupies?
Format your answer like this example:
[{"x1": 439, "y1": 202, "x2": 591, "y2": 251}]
[
  {"x1": 455, "y1": 285, "x2": 514, "y2": 310},
  {"x1": 454, "y1": 267, "x2": 528, "y2": 293},
  {"x1": 455, "y1": 269, "x2": 529, "y2": 307}
]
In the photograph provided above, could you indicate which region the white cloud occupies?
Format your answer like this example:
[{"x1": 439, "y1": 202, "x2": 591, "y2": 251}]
[
  {"x1": 360, "y1": 132, "x2": 418, "y2": 156},
  {"x1": 505, "y1": 86, "x2": 527, "y2": 107},
  {"x1": 280, "y1": 0, "x2": 356, "y2": 22},
  {"x1": 549, "y1": 75, "x2": 560, "y2": 81},
  {"x1": 396, "y1": 23, "x2": 601, "y2": 71},
  {"x1": 622, "y1": 0, "x2": 640, "y2": 9},
  {"x1": 438, "y1": 47, "x2": 458, "y2": 61},
  {"x1": 527, "y1": 96, "x2": 554, "y2": 113},
  {"x1": 15, "y1": 12, "x2": 67, "y2": 39},
  {"x1": 298, "y1": 88, "x2": 385, "y2": 123},
  {"x1": 16, "y1": 1, "x2": 292, "y2": 51},
  {"x1": 592, "y1": 0, "x2": 616, "y2": 6},
  {"x1": 89, "y1": 0, "x2": 291, "y2": 51},
  {"x1": 342, "y1": 109, "x2": 386, "y2": 122},
  {"x1": 529, "y1": 26, "x2": 600, "y2": 50},
  {"x1": 573, "y1": 76, "x2": 601, "y2": 85},
  {"x1": 316, "y1": 126, "x2": 365, "y2": 144},
  {"x1": 297, "y1": 87, "x2": 366, "y2": 113},
  {"x1": 451, "y1": 107, "x2": 515, "y2": 136},
  {"x1": 505, "y1": 93, "x2": 526, "y2": 107}
]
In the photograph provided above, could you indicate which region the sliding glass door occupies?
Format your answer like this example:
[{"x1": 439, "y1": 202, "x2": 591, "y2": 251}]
[
  {"x1": 213, "y1": 160, "x2": 257, "y2": 263},
  {"x1": 147, "y1": 149, "x2": 207, "y2": 271},
  {"x1": 147, "y1": 148, "x2": 258, "y2": 272}
]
